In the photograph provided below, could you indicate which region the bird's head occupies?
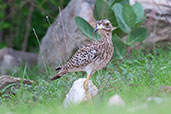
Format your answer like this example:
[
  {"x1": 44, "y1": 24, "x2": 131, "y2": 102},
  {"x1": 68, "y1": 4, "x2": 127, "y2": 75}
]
[{"x1": 94, "y1": 19, "x2": 116, "y2": 35}]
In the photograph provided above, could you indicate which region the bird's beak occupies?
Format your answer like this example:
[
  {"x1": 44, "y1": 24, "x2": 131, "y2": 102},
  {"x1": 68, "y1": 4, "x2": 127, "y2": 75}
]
[
  {"x1": 94, "y1": 24, "x2": 103, "y2": 32},
  {"x1": 94, "y1": 28, "x2": 98, "y2": 32}
]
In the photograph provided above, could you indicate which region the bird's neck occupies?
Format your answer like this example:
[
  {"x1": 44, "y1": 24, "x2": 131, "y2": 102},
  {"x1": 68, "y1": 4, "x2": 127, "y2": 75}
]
[{"x1": 101, "y1": 32, "x2": 113, "y2": 42}]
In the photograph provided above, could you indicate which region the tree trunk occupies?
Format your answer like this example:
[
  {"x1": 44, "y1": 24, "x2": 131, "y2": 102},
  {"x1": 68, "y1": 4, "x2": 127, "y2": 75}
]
[{"x1": 22, "y1": 5, "x2": 34, "y2": 51}]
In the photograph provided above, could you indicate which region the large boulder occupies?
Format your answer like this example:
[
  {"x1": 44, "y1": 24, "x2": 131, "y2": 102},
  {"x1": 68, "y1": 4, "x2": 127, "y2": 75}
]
[
  {"x1": 0, "y1": 48, "x2": 38, "y2": 74},
  {"x1": 38, "y1": 0, "x2": 95, "y2": 67},
  {"x1": 130, "y1": 0, "x2": 171, "y2": 45}
]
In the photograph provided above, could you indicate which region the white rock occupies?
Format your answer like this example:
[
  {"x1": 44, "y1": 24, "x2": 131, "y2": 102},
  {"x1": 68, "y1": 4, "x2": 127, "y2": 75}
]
[
  {"x1": 147, "y1": 97, "x2": 164, "y2": 104},
  {"x1": 108, "y1": 94, "x2": 126, "y2": 107},
  {"x1": 63, "y1": 78, "x2": 98, "y2": 107}
]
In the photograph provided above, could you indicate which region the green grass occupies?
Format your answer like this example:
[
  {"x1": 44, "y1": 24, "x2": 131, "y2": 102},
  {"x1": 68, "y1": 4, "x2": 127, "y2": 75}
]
[{"x1": 0, "y1": 47, "x2": 171, "y2": 114}]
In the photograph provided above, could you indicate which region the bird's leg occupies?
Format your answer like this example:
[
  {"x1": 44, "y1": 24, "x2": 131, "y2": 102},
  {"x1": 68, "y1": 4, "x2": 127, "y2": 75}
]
[
  {"x1": 83, "y1": 74, "x2": 94, "y2": 104},
  {"x1": 83, "y1": 74, "x2": 92, "y2": 101}
]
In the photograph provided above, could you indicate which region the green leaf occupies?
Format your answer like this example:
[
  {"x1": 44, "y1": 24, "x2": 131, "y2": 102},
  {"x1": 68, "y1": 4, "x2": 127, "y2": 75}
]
[
  {"x1": 94, "y1": 0, "x2": 117, "y2": 26},
  {"x1": 0, "y1": 3, "x2": 7, "y2": 9},
  {"x1": 93, "y1": 5, "x2": 98, "y2": 20},
  {"x1": 119, "y1": 0, "x2": 129, "y2": 5},
  {"x1": 75, "y1": 16, "x2": 100, "y2": 40},
  {"x1": 112, "y1": 3, "x2": 131, "y2": 33},
  {"x1": 0, "y1": 11, "x2": 4, "y2": 18},
  {"x1": 112, "y1": 34, "x2": 127, "y2": 59},
  {"x1": 0, "y1": 42, "x2": 7, "y2": 49},
  {"x1": 0, "y1": 21, "x2": 10, "y2": 30},
  {"x1": 113, "y1": 27, "x2": 126, "y2": 37},
  {"x1": 108, "y1": 0, "x2": 129, "y2": 6},
  {"x1": 126, "y1": 27, "x2": 148, "y2": 45},
  {"x1": 0, "y1": 83, "x2": 17, "y2": 94},
  {"x1": 132, "y1": 2, "x2": 144, "y2": 23},
  {"x1": 108, "y1": 0, "x2": 117, "y2": 6},
  {"x1": 122, "y1": 4, "x2": 136, "y2": 28}
]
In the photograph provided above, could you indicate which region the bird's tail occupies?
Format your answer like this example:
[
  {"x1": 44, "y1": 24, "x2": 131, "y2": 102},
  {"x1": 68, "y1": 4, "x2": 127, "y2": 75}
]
[
  {"x1": 56, "y1": 66, "x2": 62, "y2": 71},
  {"x1": 50, "y1": 67, "x2": 67, "y2": 81}
]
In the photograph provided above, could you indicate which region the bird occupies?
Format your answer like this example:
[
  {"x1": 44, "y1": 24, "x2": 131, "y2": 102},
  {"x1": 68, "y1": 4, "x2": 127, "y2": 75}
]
[{"x1": 50, "y1": 19, "x2": 115, "y2": 99}]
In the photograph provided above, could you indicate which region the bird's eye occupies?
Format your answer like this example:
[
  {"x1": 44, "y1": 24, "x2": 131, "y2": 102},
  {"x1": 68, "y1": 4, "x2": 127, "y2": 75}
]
[{"x1": 105, "y1": 23, "x2": 109, "y2": 26}]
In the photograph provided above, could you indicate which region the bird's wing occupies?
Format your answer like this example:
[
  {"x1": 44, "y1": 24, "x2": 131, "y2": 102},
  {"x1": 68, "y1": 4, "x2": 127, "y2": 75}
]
[
  {"x1": 51, "y1": 43, "x2": 100, "y2": 81},
  {"x1": 63, "y1": 44, "x2": 100, "y2": 70}
]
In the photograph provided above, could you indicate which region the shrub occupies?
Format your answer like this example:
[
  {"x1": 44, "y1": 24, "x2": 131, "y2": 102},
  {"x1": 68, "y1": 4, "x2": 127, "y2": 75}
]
[{"x1": 75, "y1": 0, "x2": 148, "y2": 59}]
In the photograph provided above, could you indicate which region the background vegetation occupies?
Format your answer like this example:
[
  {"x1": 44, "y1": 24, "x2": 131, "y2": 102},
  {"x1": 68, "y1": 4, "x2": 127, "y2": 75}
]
[
  {"x1": 0, "y1": 0, "x2": 171, "y2": 114},
  {"x1": 0, "y1": 0, "x2": 70, "y2": 52},
  {"x1": 0, "y1": 47, "x2": 171, "y2": 114}
]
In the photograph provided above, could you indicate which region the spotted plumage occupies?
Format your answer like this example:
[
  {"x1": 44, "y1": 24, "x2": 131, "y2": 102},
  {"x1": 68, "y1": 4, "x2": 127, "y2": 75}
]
[{"x1": 50, "y1": 19, "x2": 114, "y2": 81}]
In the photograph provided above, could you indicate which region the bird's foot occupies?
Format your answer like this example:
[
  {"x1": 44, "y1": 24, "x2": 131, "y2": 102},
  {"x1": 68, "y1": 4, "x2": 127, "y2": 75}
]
[{"x1": 83, "y1": 80, "x2": 92, "y2": 104}]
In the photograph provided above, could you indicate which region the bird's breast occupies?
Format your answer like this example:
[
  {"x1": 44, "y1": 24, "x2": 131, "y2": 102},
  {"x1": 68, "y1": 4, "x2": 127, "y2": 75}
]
[{"x1": 92, "y1": 41, "x2": 114, "y2": 71}]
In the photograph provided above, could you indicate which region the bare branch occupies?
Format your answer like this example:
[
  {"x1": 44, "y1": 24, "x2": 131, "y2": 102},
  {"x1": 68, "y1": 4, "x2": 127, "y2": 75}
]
[
  {"x1": 46, "y1": 16, "x2": 51, "y2": 26},
  {"x1": 22, "y1": 5, "x2": 34, "y2": 51},
  {"x1": 26, "y1": 0, "x2": 55, "y2": 19},
  {"x1": 32, "y1": 28, "x2": 49, "y2": 74}
]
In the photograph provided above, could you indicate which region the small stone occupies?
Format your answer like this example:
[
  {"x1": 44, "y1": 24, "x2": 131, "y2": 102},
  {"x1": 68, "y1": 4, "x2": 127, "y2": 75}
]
[
  {"x1": 63, "y1": 78, "x2": 98, "y2": 107},
  {"x1": 108, "y1": 94, "x2": 126, "y2": 107},
  {"x1": 147, "y1": 97, "x2": 164, "y2": 104}
]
